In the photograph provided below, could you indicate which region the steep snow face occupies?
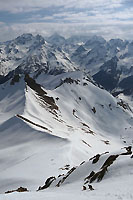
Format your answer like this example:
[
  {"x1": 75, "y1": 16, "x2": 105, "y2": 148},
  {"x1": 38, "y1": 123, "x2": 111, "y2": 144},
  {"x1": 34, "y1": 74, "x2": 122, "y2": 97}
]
[
  {"x1": 0, "y1": 72, "x2": 133, "y2": 195},
  {"x1": 0, "y1": 34, "x2": 77, "y2": 76},
  {"x1": 0, "y1": 115, "x2": 68, "y2": 193},
  {"x1": 0, "y1": 77, "x2": 70, "y2": 193},
  {"x1": 0, "y1": 78, "x2": 26, "y2": 124}
]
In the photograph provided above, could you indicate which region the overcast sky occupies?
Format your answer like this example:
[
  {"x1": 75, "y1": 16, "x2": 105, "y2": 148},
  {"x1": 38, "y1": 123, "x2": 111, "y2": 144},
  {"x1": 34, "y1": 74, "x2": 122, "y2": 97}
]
[{"x1": 0, "y1": 0, "x2": 133, "y2": 41}]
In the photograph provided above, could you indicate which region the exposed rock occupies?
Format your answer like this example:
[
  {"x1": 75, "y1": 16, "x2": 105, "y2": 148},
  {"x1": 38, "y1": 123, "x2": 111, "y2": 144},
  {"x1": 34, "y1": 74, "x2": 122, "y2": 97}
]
[
  {"x1": 90, "y1": 154, "x2": 101, "y2": 164},
  {"x1": 82, "y1": 140, "x2": 91, "y2": 147},
  {"x1": 101, "y1": 140, "x2": 110, "y2": 145},
  {"x1": 80, "y1": 161, "x2": 85, "y2": 165},
  {"x1": 121, "y1": 146, "x2": 132, "y2": 155},
  {"x1": 63, "y1": 77, "x2": 80, "y2": 85},
  {"x1": 5, "y1": 187, "x2": 28, "y2": 194},
  {"x1": 25, "y1": 74, "x2": 58, "y2": 110},
  {"x1": 16, "y1": 114, "x2": 51, "y2": 132},
  {"x1": 10, "y1": 74, "x2": 20, "y2": 85},
  {"x1": 84, "y1": 171, "x2": 95, "y2": 184},
  {"x1": 90, "y1": 154, "x2": 119, "y2": 183},
  {"x1": 92, "y1": 107, "x2": 96, "y2": 114},
  {"x1": 56, "y1": 167, "x2": 76, "y2": 187},
  {"x1": 82, "y1": 186, "x2": 87, "y2": 191},
  {"x1": 88, "y1": 184, "x2": 94, "y2": 190},
  {"x1": 37, "y1": 176, "x2": 56, "y2": 190}
]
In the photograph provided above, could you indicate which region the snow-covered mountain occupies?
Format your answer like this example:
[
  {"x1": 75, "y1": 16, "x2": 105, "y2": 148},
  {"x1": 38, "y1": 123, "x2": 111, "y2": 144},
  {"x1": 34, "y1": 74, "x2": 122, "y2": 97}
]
[
  {"x1": 0, "y1": 33, "x2": 133, "y2": 97},
  {"x1": 0, "y1": 34, "x2": 133, "y2": 200},
  {"x1": 0, "y1": 33, "x2": 77, "y2": 78},
  {"x1": 46, "y1": 34, "x2": 133, "y2": 96},
  {"x1": 69, "y1": 37, "x2": 133, "y2": 96},
  {"x1": 0, "y1": 69, "x2": 133, "y2": 199}
]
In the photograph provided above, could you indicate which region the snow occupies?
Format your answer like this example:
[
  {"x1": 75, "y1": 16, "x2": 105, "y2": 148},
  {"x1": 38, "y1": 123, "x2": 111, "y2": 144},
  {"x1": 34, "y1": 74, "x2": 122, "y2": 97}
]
[
  {"x1": 0, "y1": 34, "x2": 77, "y2": 76},
  {"x1": 0, "y1": 33, "x2": 133, "y2": 83},
  {"x1": 1, "y1": 152, "x2": 133, "y2": 200},
  {"x1": 0, "y1": 70, "x2": 133, "y2": 200},
  {"x1": 0, "y1": 34, "x2": 133, "y2": 199}
]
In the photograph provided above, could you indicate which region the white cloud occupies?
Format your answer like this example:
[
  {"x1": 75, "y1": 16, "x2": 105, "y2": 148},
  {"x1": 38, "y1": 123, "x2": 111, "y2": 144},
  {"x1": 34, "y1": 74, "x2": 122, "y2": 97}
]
[
  {"x1": 0, "y1": 0, "x2": 123, "y2": 13},
  {"x1": 0, "y1": 0, "x2": 133, "y2": 41},
  {"x1": 1, "y1": 20, "x2": 133, "y2": 42},
  {"x1": 0, "y1": 22, "x2": 4, "y2": 25}
]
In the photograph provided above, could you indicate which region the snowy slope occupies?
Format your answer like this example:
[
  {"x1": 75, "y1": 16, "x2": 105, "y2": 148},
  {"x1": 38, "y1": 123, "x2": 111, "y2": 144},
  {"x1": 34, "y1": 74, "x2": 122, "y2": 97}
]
[
  {"x1": 0, "y1": 33, "x2": 133, "y2": 199},
  {"x1": 0, "y1": 71, "x2": 133, "y2": 200}
]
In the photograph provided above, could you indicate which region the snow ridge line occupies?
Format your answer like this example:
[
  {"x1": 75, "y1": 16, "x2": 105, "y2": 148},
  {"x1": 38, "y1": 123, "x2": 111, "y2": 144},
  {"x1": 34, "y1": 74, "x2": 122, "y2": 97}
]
[{"x1": 16, "y1": 114, "x2": 52, "y2": 132}]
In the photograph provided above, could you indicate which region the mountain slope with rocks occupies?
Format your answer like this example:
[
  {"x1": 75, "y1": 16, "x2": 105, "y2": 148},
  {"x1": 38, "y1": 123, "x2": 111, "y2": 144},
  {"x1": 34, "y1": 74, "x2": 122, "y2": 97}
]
[
  {"x1": 0, "y1": 33, "x2": 133, "y2": 97},
  {"x1": 0, "y1": 34, "x2": 133, "y2": 200},
  {"x1": 0, "y1": 70, "x2": 133, "y2": 199}
]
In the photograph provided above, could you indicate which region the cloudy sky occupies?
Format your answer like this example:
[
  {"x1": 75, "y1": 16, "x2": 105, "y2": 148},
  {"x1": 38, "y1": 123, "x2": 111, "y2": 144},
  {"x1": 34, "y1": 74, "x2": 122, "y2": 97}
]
[{"x1": 0, "y1": 0, "x2": 133, "y2": 41}]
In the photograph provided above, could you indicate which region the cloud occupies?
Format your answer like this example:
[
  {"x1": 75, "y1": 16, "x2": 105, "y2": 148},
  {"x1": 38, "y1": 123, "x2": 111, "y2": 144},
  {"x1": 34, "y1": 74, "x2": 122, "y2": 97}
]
[
  {"x1": 0, "y1": 0, "x2": 123, "y2": 13},
  {"x1": 0, "y1": 22, "x2": 4, "y2": 25},
  {"x1": 0, "y1": 0, "x2": 133, "y2": 41},
  {"x1": 1, "y1": 19, "x2": 133, "y2": 42}
]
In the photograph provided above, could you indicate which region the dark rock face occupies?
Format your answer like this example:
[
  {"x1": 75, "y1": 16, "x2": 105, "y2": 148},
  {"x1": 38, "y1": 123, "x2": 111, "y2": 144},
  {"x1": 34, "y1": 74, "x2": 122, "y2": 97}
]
[
  {"x1": 119, "y1": 75, "x2": 133, "y2": 92},
  {"x1": 24, "y1": 74, "x2": 58, "y2": 111},
  {"x1": 117, "y1": 100, "x2": 132, "y2": 111},
  {"x1": 38, "y1": 177, "x2": 56, "y2": 190},
  {"x1": 17, "y1": 114, "x2": 51, "y2": 132},
  {"x1": 93, "y1": 57, "x2": 120, "y2": 91},
  {"x1": 24, "y1": 74, "x2": 47, "y2": 95},
  {"x1": 56, "y1": 167, "x2": 77, "y2": 187},
  {"x1": 0, "y1": 71, "x2": 14, "y2": 84},
  {"x1": 90, "y1": 154, "x2": 101, "y2": 164},
  {"x1": 93, "y1": 70, "x2": 119, "y2": 91},
  {"x1": 92, "y1": 107, "x2": 96, "y2": 114},
  {"x1": 10, "y1": 74, "x2": 20, "y2": 85},
  {"x1": 5, "y1": 187, "x2": 28, "y2": 194}
]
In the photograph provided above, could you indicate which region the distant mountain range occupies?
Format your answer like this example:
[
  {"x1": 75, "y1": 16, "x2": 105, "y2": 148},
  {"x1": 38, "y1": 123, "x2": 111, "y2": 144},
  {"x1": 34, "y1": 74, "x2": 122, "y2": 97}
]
[{"x1": 0, "y1": 33, "x2": 133, "y2": 97}]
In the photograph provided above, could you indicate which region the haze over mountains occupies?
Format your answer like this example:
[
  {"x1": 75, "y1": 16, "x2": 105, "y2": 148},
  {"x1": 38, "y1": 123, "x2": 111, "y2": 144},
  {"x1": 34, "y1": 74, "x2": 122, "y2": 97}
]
[{"x1": 0, "y1": 33, "x2": 133, "y2": 200}]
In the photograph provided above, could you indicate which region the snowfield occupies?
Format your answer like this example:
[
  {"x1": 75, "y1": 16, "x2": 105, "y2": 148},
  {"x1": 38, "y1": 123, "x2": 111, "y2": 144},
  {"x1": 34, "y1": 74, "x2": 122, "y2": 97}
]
[{"x1": 0, "y1": 70, "x2": 133, "y2": 199}]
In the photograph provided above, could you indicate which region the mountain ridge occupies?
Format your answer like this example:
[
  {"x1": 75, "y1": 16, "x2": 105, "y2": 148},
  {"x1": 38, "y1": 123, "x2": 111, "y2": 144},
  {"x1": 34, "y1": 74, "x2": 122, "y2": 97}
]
[
  {"x1": 0, "y1": 33, "x2": 133, "y2": 200},
  {"x1": 0, "y1": 33, "x2": 133, "y2": 97}
]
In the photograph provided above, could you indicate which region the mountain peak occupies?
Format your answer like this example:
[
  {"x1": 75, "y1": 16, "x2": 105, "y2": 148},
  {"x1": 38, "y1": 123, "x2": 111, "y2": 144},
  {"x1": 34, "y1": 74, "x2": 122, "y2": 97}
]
[
  {"x1": 47, "y1": 33, "x2": 66, "y2": 45},
  {"x1": 75, "y1": 45, "x2": 86, "y2": 54},
  {"x1": 49, "y1": 33, "x2": 65, "y2": 39},
  {"x1": 91, "y1": 35, "x2": 106, "y2": 43},
  {"x1": 108, "y1": 38, "x2": 128, "y2": 49},
  {"x1": 85, "y1": 35, "x2": 106, "y2": 48},
  {"x1": 15, "y1": 33, "x2": 34, "y2": 44}
]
